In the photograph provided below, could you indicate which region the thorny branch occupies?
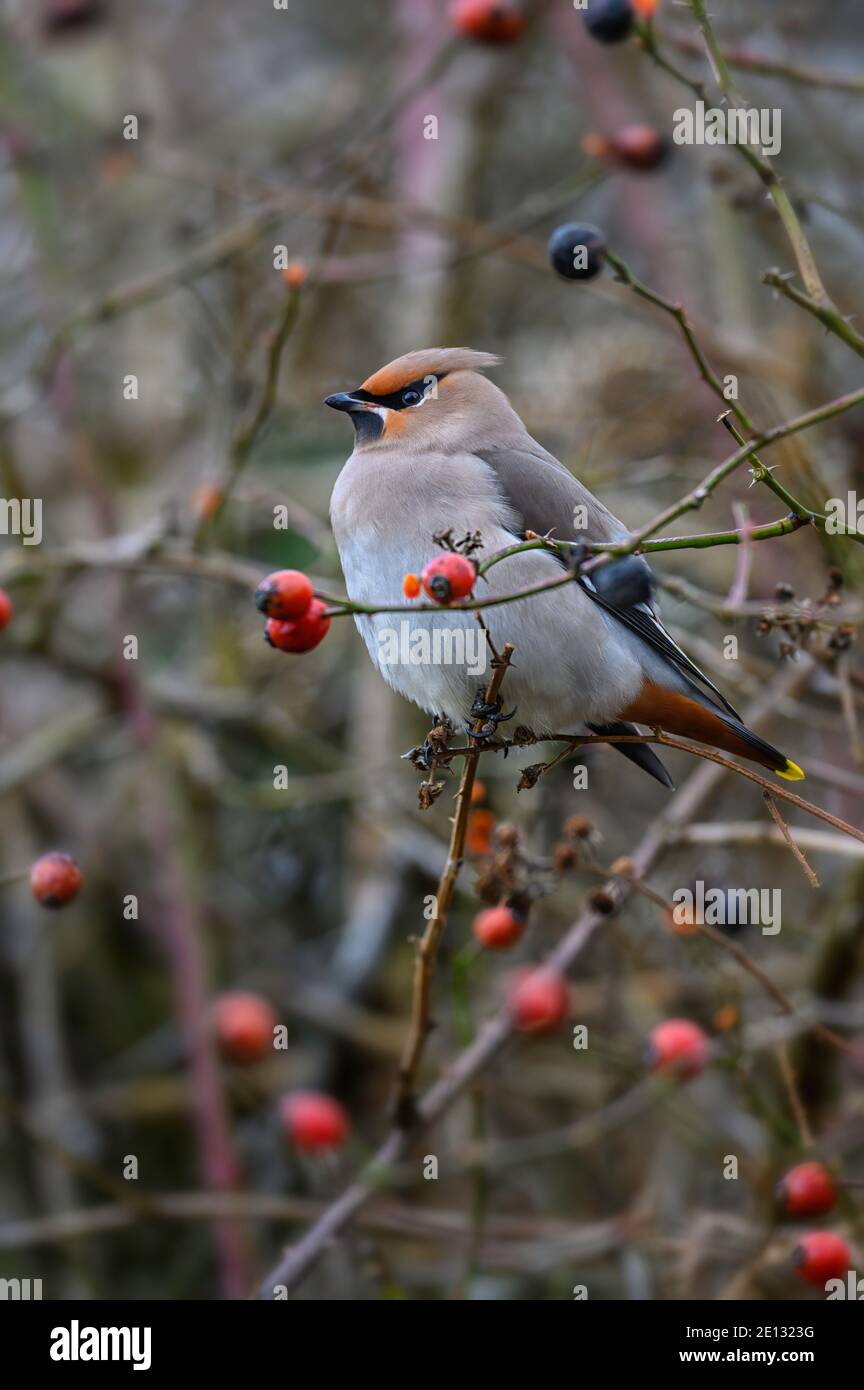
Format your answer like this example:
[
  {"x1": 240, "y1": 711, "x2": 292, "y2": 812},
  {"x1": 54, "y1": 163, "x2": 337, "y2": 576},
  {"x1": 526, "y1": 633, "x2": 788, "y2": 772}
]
[
  {"x1": 394, "y1": 641, "x2": 515, "y2": 1123},
  {"x1": 256, "y1": 664, "x2": 825, "y2": 1296}
]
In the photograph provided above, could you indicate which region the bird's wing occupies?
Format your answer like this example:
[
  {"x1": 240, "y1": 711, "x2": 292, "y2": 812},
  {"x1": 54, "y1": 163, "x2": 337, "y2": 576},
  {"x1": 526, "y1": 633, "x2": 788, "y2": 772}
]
[
  {"x1": 477, "y1": 442, "x2": 628, "y2": 545},
  {"x1": 478, "y1": 443, "x2": 741, "y2": 721},
  {"x1": 579, "y1": 578, "x2": 741, "y2": 720}
]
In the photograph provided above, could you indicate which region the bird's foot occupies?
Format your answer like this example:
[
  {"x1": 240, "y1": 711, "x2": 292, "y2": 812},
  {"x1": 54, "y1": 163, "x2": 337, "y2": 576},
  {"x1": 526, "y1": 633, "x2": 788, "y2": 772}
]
[
  {"x1": 401, "y1": 715, "x2": 455, "y2": 771},
  {"x1": 467, "y1": 691, "x2": 517, "y2": 746}
]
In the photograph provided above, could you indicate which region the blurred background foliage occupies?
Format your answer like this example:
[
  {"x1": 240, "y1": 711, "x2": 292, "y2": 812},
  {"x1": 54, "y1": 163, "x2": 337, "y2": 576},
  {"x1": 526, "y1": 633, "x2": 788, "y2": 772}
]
[{"x1": 0, "y1": 0, "x2": 862, "y2": 1300}]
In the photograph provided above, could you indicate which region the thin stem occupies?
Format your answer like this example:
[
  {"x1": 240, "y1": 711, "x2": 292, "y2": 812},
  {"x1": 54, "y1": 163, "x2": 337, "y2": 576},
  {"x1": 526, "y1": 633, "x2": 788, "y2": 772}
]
[{"x1": 393, "y1": 643, "x2": 515, "y2": 1123}]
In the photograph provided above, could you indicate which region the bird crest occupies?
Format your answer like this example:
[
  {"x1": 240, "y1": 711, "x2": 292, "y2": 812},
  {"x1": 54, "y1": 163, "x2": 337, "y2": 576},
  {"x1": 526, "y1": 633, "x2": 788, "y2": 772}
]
[{"x1": 360, "y1": 348, "x2": 500, "y2": 396}]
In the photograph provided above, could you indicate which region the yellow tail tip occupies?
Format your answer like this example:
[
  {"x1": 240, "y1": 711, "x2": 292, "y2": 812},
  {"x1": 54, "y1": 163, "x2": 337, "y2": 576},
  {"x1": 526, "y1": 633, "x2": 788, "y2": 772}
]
[{"x1": 777, "y1": 759, "x2": 805, "y2": 781}]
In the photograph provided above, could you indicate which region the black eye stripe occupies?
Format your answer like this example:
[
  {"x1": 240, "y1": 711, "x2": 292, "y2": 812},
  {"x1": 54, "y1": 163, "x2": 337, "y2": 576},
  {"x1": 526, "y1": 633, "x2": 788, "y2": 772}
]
[{"x1": 351, "y1": 374, "x2": 441, "y2": 411}]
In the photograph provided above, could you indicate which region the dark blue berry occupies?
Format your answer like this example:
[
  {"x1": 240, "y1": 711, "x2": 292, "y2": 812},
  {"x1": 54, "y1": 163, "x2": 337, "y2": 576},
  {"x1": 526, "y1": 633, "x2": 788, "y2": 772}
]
[
  {"x1": 583, "y1": 0, "x2": 633, "y2": 44},
  {"x1": 548, "y1": 222, "x2": 606, "y2": 281},
  {"x1": 592, "y1": 555, "x2": 653, "y2": 609}
]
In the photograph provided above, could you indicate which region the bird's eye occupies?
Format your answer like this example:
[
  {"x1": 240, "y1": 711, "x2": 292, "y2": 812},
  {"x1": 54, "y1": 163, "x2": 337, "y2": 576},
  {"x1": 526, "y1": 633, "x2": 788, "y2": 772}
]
[{"x1": 401, "y1": 388, "x2": 422, "y2": 406}]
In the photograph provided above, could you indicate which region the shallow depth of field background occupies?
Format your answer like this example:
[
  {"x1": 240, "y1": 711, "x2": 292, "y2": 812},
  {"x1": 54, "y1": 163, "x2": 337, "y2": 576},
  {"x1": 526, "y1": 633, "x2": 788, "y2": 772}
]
[{"x1": 0, "y1": 0, "x2": 863, "y2": 1300}]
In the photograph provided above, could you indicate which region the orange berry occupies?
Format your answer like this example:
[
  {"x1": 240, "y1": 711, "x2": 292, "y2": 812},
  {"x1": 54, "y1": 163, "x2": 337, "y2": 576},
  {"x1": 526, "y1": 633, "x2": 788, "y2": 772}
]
[
  {"x1": 632, "y1": 0, "x2": 658, "y2": 16},
  {"x1": 212, "y1": 992, "x2": 278, "y2": 1064},
  {"x1": 30, "y1": 852, "x2": 82, "y2": 909},
  {"x1": 402, "y1": 573, "x2": 421, "y2": 599},
  {"x1": 255, "y1": 569, "x2": 314, "y2": 621},
  {"x1": 473, "y1": 904, "x2": 525, "y2": 950},
  {"x1": 280, "y1": 260, "x2": 307, "y2": 289},
  {"x1": 466, "y1": 807, "x2": 495, "y2": 856},
  {"x1": 470, "y1": 780, "x2": 487, "y2": 805},
  {"x1": 712, "y1": 1004, "x2": 739, "y2": 1033}
]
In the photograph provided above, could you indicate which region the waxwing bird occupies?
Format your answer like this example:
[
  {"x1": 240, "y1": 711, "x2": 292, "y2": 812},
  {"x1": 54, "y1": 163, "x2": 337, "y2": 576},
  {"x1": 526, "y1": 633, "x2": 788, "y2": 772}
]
[{"x1": 326, "y1": 348, "x2": 803, "y2": 788}]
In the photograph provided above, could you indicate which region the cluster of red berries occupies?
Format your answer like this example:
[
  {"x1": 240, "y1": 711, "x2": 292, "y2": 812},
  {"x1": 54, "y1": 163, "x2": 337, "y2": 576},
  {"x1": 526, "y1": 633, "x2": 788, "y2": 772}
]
[
  {"x1": 211, "y1": 991, "x2": 349, "y2": 1152},
  {"x1": 403, "y1": 553, "x2": 477, "y2": 605},
  {"x1": 255, "y1": 569, "x2": 331, "y2": 653},
  {"x1": 774, "y1": 1161, "x2": 852, "y2": 1287},
  {"x1": 643, "y1": 1028, "x2": 856, "y2": 1284}
]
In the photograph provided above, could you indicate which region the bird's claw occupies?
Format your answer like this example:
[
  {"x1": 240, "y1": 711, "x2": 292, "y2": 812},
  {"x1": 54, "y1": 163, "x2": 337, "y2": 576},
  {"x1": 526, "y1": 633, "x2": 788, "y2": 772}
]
[{"x1": 467, "y1": 692, "x2": 516, "y2": 745}]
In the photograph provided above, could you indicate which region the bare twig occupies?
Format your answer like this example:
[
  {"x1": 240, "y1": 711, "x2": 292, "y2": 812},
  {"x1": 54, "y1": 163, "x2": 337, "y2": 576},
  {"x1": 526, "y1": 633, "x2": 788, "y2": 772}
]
[
  {"x1": 394, "y1": 642, "x2": 514, "y2": 1122},
  {"x1": 255, "y1": 664, "x2": 816, "y2": 1296},
  {"x1": 763, "y1": 792, "x2": 820, "y2": 888}
]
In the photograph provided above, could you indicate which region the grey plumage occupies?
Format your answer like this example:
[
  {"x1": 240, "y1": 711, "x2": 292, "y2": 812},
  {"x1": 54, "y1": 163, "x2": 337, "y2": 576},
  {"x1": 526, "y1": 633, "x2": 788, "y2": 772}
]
[{"x1": 327, "y1": 348, "x2": 795, "y2": 787}]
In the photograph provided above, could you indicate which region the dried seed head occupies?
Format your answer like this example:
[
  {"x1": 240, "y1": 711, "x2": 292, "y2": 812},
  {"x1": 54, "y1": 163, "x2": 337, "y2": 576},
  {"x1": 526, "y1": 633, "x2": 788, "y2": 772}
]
[{"x1": 494, "y1": 822, "x2": 520, "y2": 848}]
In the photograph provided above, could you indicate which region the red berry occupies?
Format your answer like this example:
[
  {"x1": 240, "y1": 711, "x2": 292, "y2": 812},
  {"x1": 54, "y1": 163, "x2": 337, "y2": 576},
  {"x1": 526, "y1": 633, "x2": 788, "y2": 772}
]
[
  {"x1": 212, "y1": 992, "x2": 278, "y2": 1064},
  {"x1": 508, "y1": 968, "x2": 569, "y2": 1033},
  {"x1": 421, "y1": 553, "x2": 476, "y2": 604},
  {"x1": 473, "y1": 904, "x2": 525, "y2": 950},
  {"x1": 609, "y1": 124, "x2": 669, "y2": 171},
  {"x1": 30, "y1": 852, "x2": 82, "y2": 909},
  {"x1": 255, "y1": 569, "x2": 314, "y2": 620},
  {"x1": 0, "y1": 589, "x2": 12, "y2": 632},
  {"x1": 264, "y1": 599, "x2": 330, "y2": 653},
  {"x1": 281, "y1": 1091, "x2": 349, "y2": 1153},
  {"x1": 646, "y1": 1018, "x2": 710, "y2": 1081},
  {"x1": 778, "y1": 1162, "x2": 838, "y2": 1218},
  {"x1": 793, "y1": 1232, "x2": 852, "y2": 1287},
  {"x1": 450, "y1": 0, "x2": 524, "y2": 44}
]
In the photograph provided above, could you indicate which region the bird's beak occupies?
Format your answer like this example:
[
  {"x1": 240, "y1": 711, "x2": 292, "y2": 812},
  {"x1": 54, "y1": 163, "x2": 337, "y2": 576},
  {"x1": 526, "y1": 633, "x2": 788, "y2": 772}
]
[{"x1": 323, "y1": 391, "x2": 373, "y2": 413}]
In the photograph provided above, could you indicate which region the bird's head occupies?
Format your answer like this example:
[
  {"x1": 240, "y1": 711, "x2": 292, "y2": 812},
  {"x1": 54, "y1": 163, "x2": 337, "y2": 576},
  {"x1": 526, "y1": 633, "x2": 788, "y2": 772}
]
[{"x1": 324, "y1": 347, "x2": 513, "y2": 453}]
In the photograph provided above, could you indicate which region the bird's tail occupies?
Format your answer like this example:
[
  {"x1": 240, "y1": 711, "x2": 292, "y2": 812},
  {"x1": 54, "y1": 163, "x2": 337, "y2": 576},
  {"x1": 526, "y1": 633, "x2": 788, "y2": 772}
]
[{"x1": 619, "y1": 679, "x2": 804, "y2": 781}]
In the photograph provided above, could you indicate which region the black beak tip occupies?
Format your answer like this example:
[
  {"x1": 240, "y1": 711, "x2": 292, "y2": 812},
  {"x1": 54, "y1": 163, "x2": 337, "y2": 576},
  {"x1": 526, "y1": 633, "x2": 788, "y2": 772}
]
[{"x1": 324, "y1": 391, "x2": 358, "y2": 412}]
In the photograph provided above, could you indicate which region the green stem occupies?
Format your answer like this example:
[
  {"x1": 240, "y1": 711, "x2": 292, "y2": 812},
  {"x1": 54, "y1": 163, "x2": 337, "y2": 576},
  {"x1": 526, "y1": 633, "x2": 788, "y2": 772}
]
[{"x1": 762, "y1": 271, "x2": 864, "y2": 361}]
